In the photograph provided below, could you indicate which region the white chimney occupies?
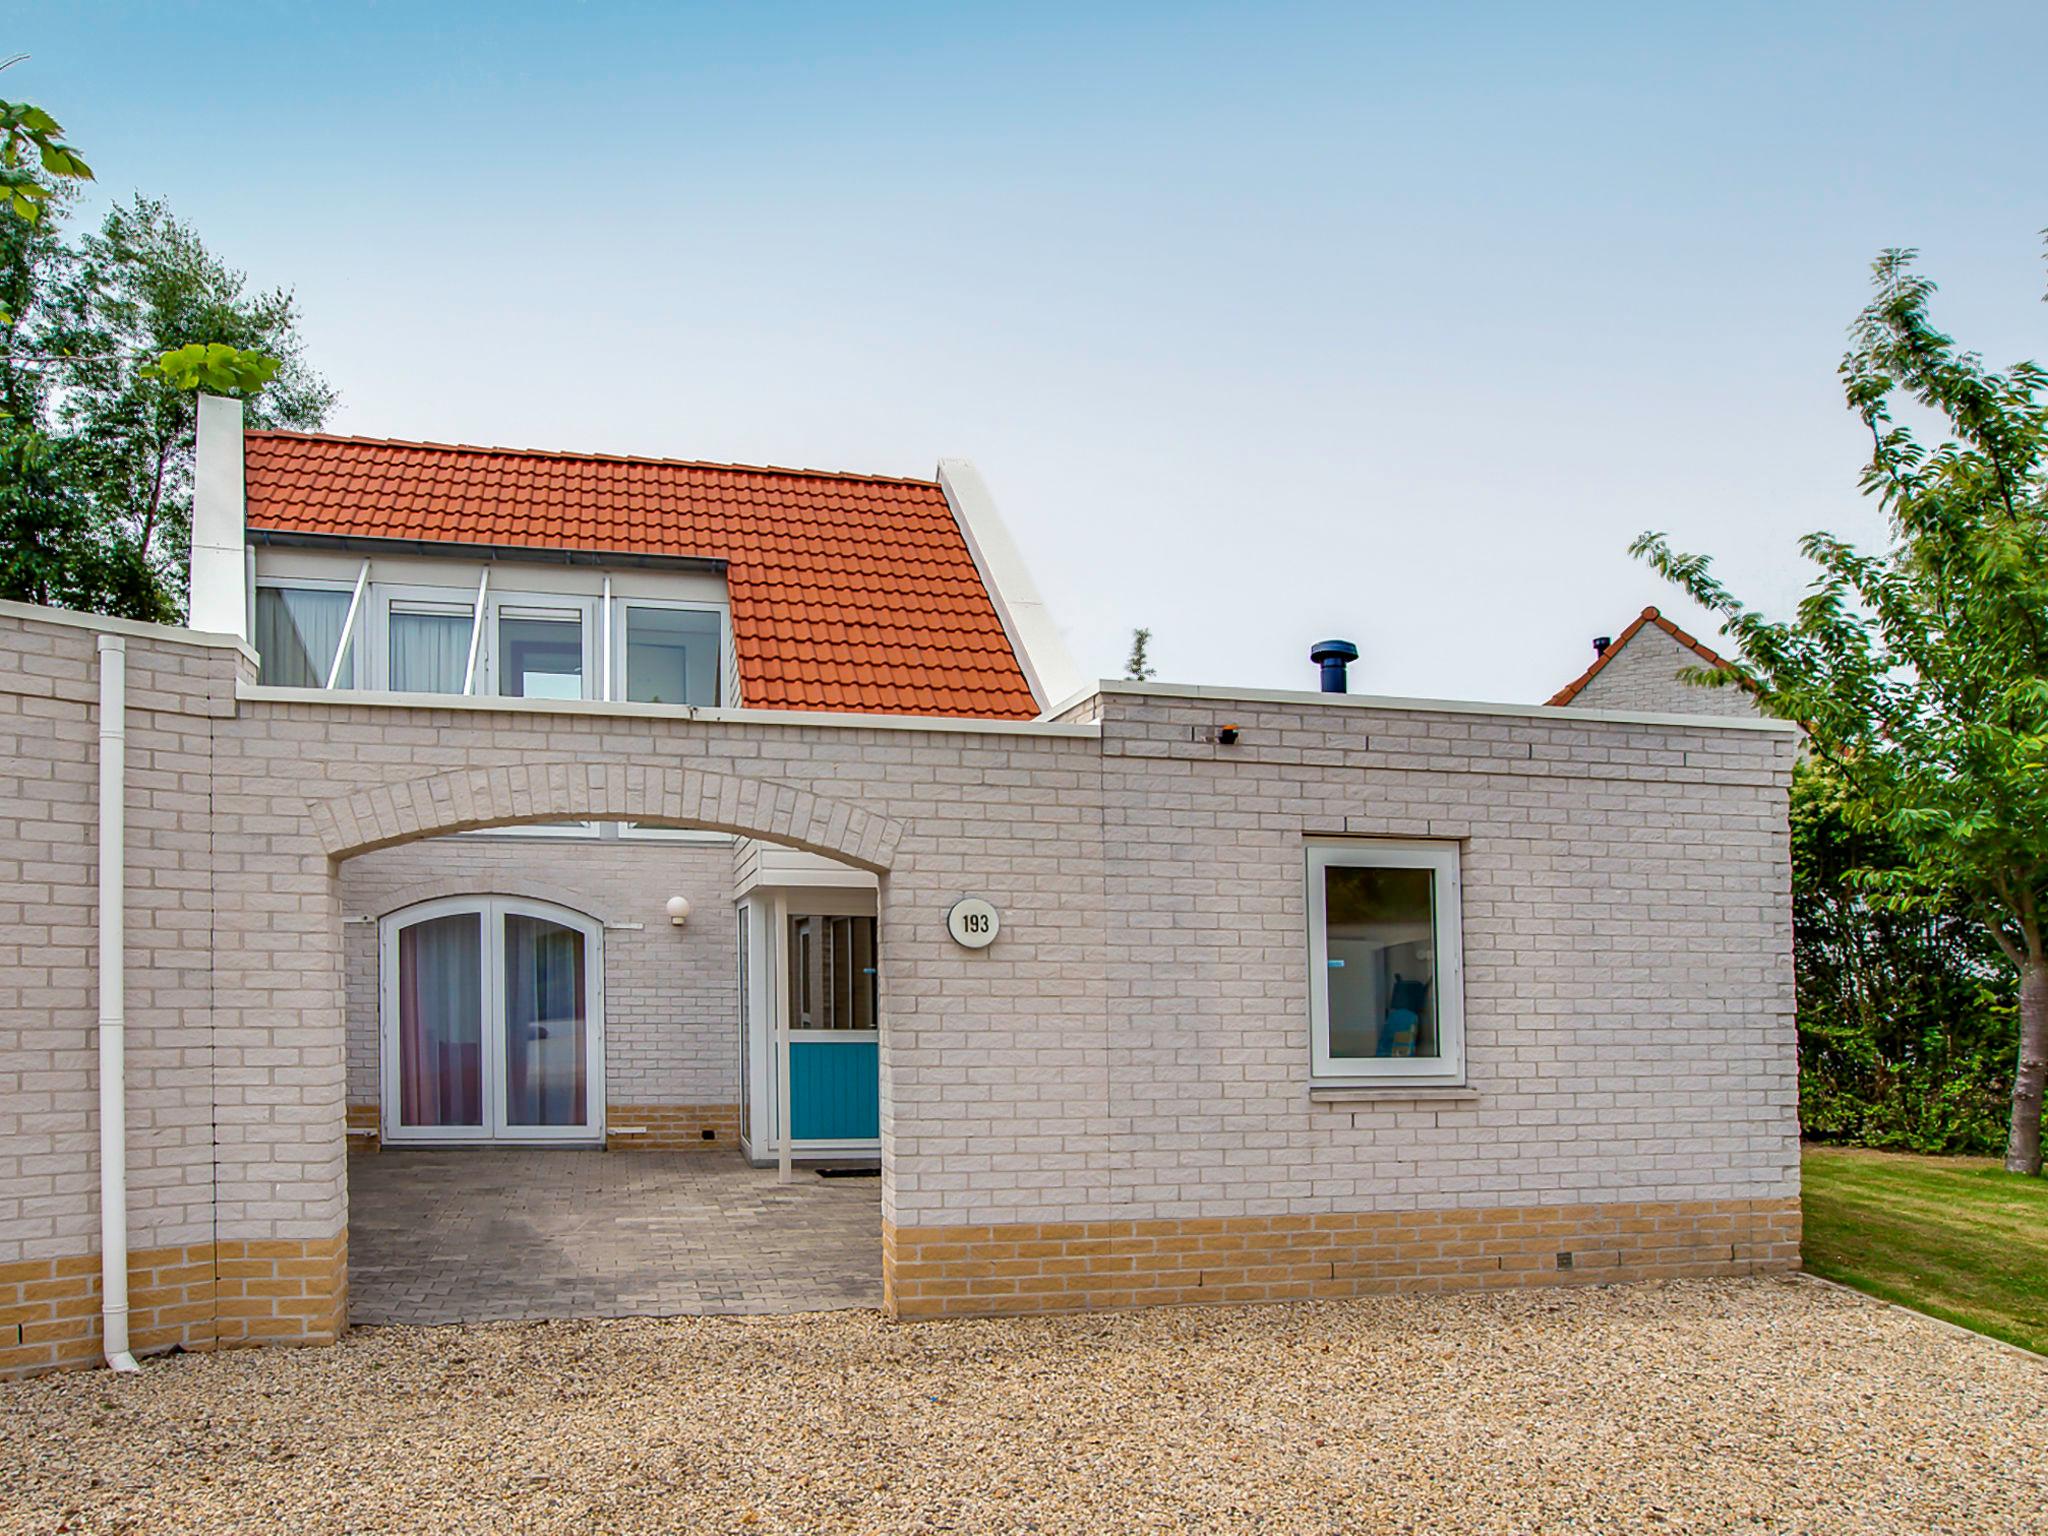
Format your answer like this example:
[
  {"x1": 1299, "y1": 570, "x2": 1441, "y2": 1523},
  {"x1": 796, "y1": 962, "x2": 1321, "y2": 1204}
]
[{"x1": 188, "y1": 393, "x2": 248, "y2": 639}]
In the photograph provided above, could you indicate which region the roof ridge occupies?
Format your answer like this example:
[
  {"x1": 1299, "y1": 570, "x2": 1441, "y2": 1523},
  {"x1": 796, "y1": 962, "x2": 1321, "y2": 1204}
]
[{"x1": 241, "y1": 428, "x2": 943, "y2": 490}]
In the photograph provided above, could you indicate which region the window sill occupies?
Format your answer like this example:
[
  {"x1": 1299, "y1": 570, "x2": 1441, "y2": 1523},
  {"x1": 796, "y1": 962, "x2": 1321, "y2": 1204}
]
[{"x1": 1308, "y1": 1085, "x2": 1479, "y2": 1105}]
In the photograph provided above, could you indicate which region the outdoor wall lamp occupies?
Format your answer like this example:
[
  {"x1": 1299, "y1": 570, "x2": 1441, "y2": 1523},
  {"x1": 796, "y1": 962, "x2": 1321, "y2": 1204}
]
[{"x1": 665, "y1": 895, "x2": 692, "y2": 927}]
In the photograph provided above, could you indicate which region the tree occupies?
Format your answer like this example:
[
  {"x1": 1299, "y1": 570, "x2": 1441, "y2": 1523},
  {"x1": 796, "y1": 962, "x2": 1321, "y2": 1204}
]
[
  {"x1": 0, "y1": 177, "x2": 101, "y2": 608},
  {"x1": 1790, "y1": 759, "x2": 2013, "y2": 1153},
  {"x1": 45, "y1": 196, "x2": 331, "y2": 617},
  {"x1": 1634, "y1": 244, "x2": 2048, "y2": 1174},
  {"x1": 0, "y1": 81, "x2": 328, "y2": 620},
  {"x1": 1124, "y1": 627, "x2": 1155, "y2": 681}
]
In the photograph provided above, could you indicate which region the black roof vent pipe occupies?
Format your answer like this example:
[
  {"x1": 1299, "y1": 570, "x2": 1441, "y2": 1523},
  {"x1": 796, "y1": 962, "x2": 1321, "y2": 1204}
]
[
  {"x1": 1310, "y1": 639, "x2": 1359, "y2": 694},
  {"x1": 1592, "y1": 635, "x2": 1613, "y2": 656}
]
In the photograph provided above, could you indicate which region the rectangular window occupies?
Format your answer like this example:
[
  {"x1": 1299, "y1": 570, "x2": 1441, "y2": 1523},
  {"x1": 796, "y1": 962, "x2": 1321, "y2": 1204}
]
[
  {"x1": 389, "y1": 606, "x2": 473, "y2": 694},
  {"x1": 499, "y1": 612, "x2": 585, "y2": 699},
  {"x1": 787, "y1": 914, "x2": 878, "y2": 1032},
  {"x1": 1306, "y1": 841, "x2": 1463, "y2": 1085},
  {"x1": 254, "y1": 585, "x2": 353, "y2": 687},
  {"x1": 621, "y1": 604, "x2": 721, "y2": 707}
]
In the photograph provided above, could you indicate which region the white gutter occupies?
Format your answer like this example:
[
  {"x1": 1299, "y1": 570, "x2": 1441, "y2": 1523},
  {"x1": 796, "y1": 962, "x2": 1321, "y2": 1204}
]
[{"x1": 96, "y1": 635, "x2": 140, "y2": 1374}]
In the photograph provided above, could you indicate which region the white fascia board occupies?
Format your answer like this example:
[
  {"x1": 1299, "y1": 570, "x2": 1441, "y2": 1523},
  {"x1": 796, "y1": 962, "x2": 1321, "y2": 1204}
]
[
  {"x1": 936, "y1": 459, "x2": 1084, "y2": 715},
  {"x1": 189, "y1": 394, "x2": 249, "y2": 640}
]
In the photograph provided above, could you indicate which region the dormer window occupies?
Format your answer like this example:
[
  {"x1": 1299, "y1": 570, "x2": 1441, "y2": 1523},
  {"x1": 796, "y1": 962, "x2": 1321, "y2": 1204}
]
[
  {"x1": 620, "y1": 603, "x2": 721, "y2": 707},
  {"x1": 254, "y1": 585, "x2": 355, "y2": 688},
  {"x1": 388, "y1": 600, "x2": 473, "y2": 694},
  {"x1": 498, "y1": 608, "x2": 587, "y2": 700}
]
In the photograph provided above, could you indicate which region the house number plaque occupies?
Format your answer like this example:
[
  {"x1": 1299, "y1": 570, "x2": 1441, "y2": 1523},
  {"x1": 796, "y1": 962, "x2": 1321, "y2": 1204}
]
[{"x1": 946, "y1": 897, "x2": 1001, "y2": 949}]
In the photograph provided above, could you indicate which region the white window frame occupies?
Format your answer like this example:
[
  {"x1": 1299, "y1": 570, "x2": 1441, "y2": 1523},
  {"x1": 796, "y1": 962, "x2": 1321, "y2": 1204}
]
[
  {"x1": 610, "y1": 594, "x2": 730, "y2": 709},
  {"x1": 488, "y1": 593, "x2": 599, "y2": 701},
  {"x1": 377, "y1": 894, "x2": 607, "y2": 1146},
  {"x1": 1305, "y1": 839, "x2": 1465, "y2": 1087},
  {"x1": 368, "y1": 580, "x2": 479, "y2": 694},
  {"x1": 251, "y1": 575, "x2": 360, "y2": 688}
]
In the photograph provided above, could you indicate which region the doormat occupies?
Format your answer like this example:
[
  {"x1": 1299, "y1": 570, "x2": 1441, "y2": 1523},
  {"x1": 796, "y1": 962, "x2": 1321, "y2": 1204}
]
[{"x1": 815, "y1": 1165, "x2": 881, "y2": 1179}]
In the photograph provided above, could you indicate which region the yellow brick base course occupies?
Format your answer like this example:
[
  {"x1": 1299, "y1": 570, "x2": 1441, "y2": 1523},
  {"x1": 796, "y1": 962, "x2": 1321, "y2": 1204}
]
[
  {"x1": 605, "y1": 1103, "x2": 742, "y2": 1151},
  {"x1": 346, "y1": 1102, "x2": 381, "y2": 1154},
  {"x1": 0, "y1": 1233, "x2": 347, "y2": 1381},
  {"x1": 883, "y1": 1196, "x2": 1801, "y2": 1318}
]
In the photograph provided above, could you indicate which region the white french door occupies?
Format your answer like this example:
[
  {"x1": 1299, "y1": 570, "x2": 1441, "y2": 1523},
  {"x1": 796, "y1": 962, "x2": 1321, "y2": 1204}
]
[{"x1": 379, "y1": 897, "x2": 605, "y2": 1144}]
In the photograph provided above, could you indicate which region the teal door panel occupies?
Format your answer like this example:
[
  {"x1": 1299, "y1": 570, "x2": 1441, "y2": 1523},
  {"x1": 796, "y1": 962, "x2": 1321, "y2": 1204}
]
[{"x1": 790, "y1": 1040, "x2": 880, "y2": 1141}]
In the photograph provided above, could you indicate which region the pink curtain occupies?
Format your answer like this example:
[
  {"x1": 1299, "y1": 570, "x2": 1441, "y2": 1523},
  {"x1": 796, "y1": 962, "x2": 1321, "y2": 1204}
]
[{"x1": 398, "y1": 915, "x2": 482, "y2": 1127}]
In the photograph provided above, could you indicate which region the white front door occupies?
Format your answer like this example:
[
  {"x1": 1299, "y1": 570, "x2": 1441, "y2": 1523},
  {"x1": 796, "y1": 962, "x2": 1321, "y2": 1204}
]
[{"x1": 379, "y1": 897, "x2": 605, "y2": 1144}]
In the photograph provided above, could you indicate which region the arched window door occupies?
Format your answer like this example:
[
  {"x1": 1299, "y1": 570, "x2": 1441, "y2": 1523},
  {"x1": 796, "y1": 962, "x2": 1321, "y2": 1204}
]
[{"x1": 379, "y1": 897, "x2": 605, "y2": 1144}]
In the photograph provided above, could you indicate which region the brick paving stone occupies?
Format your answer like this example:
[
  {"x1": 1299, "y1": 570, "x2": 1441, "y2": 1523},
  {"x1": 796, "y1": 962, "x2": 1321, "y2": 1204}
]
[{"x1": 347, "y1": 1149, "x2": 881, "y2": 1325}]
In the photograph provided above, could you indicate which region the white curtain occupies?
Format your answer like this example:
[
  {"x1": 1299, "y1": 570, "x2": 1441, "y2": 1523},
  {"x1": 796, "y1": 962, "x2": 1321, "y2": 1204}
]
[
  {"x1": 255, "y1": 587, "x2": 351, "y2": 687},
  {"x1": 389, "y1": 610, "x2": 472, "y2": 693},
  {"x1": 503, "y1": 914, "x2": 587, "y2": 1127}
]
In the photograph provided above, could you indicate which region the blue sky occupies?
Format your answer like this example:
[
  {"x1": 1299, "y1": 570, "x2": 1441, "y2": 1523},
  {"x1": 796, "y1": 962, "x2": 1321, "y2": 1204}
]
[{"x1": 15, "y1": 2, "x2": 2045, "y2": 700}]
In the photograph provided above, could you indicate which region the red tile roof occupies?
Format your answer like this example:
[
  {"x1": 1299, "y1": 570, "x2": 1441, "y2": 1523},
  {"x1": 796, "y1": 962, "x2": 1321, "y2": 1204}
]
[
  {"x1": 1545, "y1": 606, "x2": 1748, "y2": 707},
  {"x1": 241, "y1": 432, "x2": 1040, "y2": 719}
]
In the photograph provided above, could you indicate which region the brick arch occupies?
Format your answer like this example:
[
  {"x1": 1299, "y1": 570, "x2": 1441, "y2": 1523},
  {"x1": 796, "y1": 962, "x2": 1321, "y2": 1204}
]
[{"x1": 308, "y1": 762, "x2": 904, "y2": 871}]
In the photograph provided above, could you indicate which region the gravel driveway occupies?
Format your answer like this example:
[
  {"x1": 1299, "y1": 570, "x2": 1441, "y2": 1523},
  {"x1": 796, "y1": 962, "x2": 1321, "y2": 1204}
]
[{"x1": 3, "y1": 1277, "x2": 2042, "y2": 1535}]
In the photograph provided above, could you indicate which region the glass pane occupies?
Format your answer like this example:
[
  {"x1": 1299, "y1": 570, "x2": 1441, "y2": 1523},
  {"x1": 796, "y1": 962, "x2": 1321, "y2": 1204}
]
[
  {"x1": 789, "y1": 915, "x2": 876, "y2": 1031},
  {"x1": 790, "y1": 918, "x2": 816, "y2": 1027},
  {"x1": 625, "y1": 606, "x2": 720, "y2": 706},
  {"x1": 255, "y1": 587, "x2": 352, "y2": 687},
  {"x1": 503, "y1": 913, "x2": 589, "y2": 1127},
  {"x1": 390, "y1": 610, "x2": 473, "y2": 693},
  {"x1": 396, "y1": 913, "x2": 483, "y2": 1127},
  {"x1": 1323, "y1": 866, "x2": 1439, "y2": 1061},
  {"x1": 501, "y1": 615, "x2": 584, "y2": 699}
]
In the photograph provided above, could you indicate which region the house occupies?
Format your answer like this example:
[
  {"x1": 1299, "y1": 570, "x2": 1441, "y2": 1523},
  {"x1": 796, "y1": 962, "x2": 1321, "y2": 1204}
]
[
  {"x1": 0, "y1": 401, "x2": 1804, "y2": 1379},
  {"x1": 219, "y1": 417, "x2": 1073, "y2": 1166},
  {"x1": 1547, "y1": 606, "x2": 1761, "y2": 718}
]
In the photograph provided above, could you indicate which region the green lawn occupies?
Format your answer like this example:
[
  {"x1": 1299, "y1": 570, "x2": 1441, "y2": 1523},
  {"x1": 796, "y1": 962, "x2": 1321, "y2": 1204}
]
[{"x1": 1801, "y1": 1144, "x2": 2048, "y2": 1356}]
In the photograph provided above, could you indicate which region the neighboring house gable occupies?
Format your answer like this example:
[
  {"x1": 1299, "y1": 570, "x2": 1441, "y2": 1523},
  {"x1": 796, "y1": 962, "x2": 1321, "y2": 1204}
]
[{"x1": 1547, "y1": 605, "x2": 1761, "y2": 719}]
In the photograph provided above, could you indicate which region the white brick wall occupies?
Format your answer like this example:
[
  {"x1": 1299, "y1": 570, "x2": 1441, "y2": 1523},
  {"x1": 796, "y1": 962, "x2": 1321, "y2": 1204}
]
[
  {"x1": 1561, "y1": 625, "x2": 1760, "y2": 718},
  {"x1": 0, "y1": 603, "x2": 1797, "y2": 1267},
  {"x1": 337, "y1": 836, "x2": 742, "y2": 1111}
]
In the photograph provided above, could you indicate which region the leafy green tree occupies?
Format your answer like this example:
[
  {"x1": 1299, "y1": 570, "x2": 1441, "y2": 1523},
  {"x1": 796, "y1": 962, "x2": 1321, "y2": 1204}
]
[
  {"x1": 0, "y1": 82, "x2": 329, "y2": 619},
  {"x1": 45, "y1": 196, "x2": 329, "y2": 617},
  {"x1": 0, "y1": 88, "x2": 90, "y2": 234},
  {"x1": 1635, "y1": 245, "x2": 2048, "y2": 1174},
  {"x1": 0, "y1": 176, "x2": 98, "y2": 607},
  {"x1": 1791, "y1": 760, "x2": 2014, "y2": 1153}
]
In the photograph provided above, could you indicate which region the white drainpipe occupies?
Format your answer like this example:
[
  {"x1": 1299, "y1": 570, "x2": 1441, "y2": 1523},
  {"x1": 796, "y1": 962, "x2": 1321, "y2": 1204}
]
[{"x1": 97, "y1": 635, "x2": 140, "y2": 1373}]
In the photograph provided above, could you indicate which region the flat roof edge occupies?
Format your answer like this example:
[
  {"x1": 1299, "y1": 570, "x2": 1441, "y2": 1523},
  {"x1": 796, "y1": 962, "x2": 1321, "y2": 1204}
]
[
  {"x1": 1082, "y1": 679, "x2": 1800, "y2": 734},
  {"x1": 236, "y1": 684, "x2": 1104, "y2": 738},
  {"x1": 0, "y1": 598, "x2": 258, "y2": 662}
]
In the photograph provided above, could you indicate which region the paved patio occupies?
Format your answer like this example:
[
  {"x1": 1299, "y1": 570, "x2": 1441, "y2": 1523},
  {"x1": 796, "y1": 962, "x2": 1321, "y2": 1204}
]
[{"x1": 346, "y1": 1149, "x2": 882, "y2": 1325}]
